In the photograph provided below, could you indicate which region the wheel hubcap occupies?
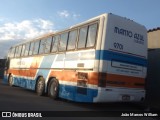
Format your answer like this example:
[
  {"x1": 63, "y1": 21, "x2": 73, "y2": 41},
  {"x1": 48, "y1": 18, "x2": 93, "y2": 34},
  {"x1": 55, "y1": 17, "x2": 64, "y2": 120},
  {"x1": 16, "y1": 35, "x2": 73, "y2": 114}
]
[
  {"x1": 50, "y1": 81, "x2": 57, "y2": 96},
  {"x1": 38, "y1": 81, "x2": 43, "y2": 92}
]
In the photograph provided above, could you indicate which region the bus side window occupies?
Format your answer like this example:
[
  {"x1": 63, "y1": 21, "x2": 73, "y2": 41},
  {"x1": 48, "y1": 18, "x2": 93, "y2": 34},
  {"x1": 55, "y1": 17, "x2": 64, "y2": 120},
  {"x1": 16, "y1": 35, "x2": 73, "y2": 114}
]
[
  {"x1": 29, "y1": 42, "x2": 34, "y2": 55},
  {"x1": 86, "y1": 23, "x2": 98, "y2": 48},
  {"x1": 17, "y1": 45, "x2": 22, "y2": 57},
  {"x1": 15, "y1": 46, "x2": 21, "y2": 57},
  {"x1": 44, "y1": 37, "x2": 52, "y2": 54},
  {"x1": 10, "y1": 47, "x2": 16, "y2": 58},
  {"x1": 39, "y1": 39, "x2": 45, "y2": 54},
  {"x1": 67, "y1": 30, "x2": 77, "y2": 50},
  {"x1": 9, "y1": 48, "x2": 12, "y2": 58},
  {"x1": 51, "y1": 35, "x2": 59, "y2": 53},
  {"x1": 7, "y1": 49, "x2": 11, "y2": 58},
  {"x1": 14, "y1": 47, "x2": 18, "y2": 57},
  {"x1": 21, "y1": 44, "x2": 25, "y2": 57},
  {"x1": 59, "y1": 32, "x2": 69, "y2": 52},
  {"x1": 39, "y1": 37, "x2": 52, "y2": 54},
  {"x1": 33, "y1": 40, "x2": 40, "y2": 55},
  {"x1": 78, "y1": 26, "x2": 88, "y2": 49},
  {"x1": 24, "y1": 43, "x2": 30, "y2": 56}
]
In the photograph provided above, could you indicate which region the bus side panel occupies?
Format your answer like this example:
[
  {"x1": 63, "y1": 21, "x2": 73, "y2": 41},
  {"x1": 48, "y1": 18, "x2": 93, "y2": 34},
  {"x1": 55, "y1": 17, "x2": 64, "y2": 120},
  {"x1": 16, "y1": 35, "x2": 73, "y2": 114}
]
[{"x1": 4, "y1": 52, "x2": 98, "y2": 102}]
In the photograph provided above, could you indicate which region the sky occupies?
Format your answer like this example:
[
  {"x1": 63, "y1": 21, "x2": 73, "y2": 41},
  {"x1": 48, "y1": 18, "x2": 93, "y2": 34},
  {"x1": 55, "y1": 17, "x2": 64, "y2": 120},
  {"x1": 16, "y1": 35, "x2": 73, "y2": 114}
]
[{"x1": 0, "y1": 0, "x2": 160, "y2": 58}]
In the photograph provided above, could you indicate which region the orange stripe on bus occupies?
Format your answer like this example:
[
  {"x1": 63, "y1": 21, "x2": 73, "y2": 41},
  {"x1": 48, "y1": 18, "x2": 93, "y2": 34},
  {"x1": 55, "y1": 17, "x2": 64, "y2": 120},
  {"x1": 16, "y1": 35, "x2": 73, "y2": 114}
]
[
  {"x1": 8, "y1": 66, "x2": 145, "y2": 88},
  {"x1": 106, "y1": 73, "x2": 145, "y2": 88},
  {"x1": 49, "y1": 70, "x2": 99, "y2": 85},
  {"x1": 49, "y1": 70, "x2": 77, "y2": 82},
  {"x1": 88, "y1": 72, "x2": 99, "y2": 85},
  {"x1": 8, "y1": 57, "x2": 43, "y2": 78},
  {"x1": 8, "y1": 69, "x2": 37, "y2": 78}
]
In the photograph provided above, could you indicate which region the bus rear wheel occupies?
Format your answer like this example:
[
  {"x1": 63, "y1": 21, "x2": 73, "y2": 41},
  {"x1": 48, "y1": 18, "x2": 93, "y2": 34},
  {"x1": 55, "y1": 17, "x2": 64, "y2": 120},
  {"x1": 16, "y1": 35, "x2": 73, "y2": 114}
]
[
  {"x1": 48, "y1": 78, "x2": 59, "y2": 99},
  {"x1": 36, "y1": 77, "x2": 45, "y2": 96}
]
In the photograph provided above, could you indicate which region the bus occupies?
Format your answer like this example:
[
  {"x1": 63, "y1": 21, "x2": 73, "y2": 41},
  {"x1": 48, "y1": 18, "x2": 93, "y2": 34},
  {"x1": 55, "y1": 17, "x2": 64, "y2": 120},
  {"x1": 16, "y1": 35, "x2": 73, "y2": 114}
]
[{"x1": 3, "y1": 13, "x2": 147, "y2": 102}]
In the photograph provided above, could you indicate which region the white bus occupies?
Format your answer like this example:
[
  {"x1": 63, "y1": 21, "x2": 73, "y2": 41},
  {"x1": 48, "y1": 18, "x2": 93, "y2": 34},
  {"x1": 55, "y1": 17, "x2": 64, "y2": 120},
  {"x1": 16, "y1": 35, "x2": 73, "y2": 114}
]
[{"x1": 4, "y1": 13, "x2": 147, "y2": 102}]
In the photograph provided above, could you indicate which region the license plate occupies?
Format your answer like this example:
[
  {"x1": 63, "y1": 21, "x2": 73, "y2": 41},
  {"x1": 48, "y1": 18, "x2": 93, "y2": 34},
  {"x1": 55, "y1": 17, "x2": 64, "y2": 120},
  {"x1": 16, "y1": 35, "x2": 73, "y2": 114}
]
[{"x1": 122, "y1": 95, "x2": 130, "y2": 101}]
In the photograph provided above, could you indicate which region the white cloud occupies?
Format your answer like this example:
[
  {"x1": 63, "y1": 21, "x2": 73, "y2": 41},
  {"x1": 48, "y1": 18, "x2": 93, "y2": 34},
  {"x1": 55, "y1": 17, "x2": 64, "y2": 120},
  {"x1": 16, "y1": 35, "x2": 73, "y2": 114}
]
[
  {"x1": 0, "y1": 18, "x2": 55, "y2": 58},
  {"x1": 73, "y1": 13, "x2": 81, "y2": 19},
  {"x1": 57, "y1": 10, "x2": 70, "y2": 18},
  {"x1": 57, "y1": 10, "x2": 80, "y2": 19},
  {"x1": 0, "y1": 19, "x2": 55, "y2": 40}
]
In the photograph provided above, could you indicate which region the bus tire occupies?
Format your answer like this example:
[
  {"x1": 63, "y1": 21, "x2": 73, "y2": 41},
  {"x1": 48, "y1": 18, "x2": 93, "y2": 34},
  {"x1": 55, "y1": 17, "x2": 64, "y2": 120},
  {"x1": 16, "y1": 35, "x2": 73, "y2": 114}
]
[
  {"x1": 48, "y1": 78, "x2": 59, "y2": 99},
  {"x1": 36, "y1": 77, "x2": 45, "y2": 96},
  {"x1": 8, "y1": 75, "x2": 13, "y2": 87}
]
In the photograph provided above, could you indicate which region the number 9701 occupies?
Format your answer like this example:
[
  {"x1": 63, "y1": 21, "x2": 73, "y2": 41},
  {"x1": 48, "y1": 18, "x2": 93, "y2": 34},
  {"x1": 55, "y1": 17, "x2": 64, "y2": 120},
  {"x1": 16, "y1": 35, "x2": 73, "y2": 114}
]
[{"x1": 113, "y1": 42, "x2": 123, "y2": 50}]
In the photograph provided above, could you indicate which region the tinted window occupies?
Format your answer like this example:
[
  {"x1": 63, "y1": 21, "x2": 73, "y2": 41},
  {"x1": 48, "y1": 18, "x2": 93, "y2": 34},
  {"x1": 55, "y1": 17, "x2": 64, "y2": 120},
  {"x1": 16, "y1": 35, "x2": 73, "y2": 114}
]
[
  {"x1": 86, "y1": 24, "x2": 98, "y2": 48},
  {"x1": 59, "y1": 32, "x2": 68, "y2": 51},
  {"x1": 39, "y1": 37, "x2": 52, "y2": 54},
  {"x1": 51, "y1": 35, "x2": 59, "y2": 53},
  {"x1": 33, "y1": 41, "x2": 40, "y2": 55},
  {"x1": 29, "y1": 42, "x2": 34, "y2": 55},
  {"x1": 78, "y1": 26, "x2": 88, "y2": 49},
  {"x1": 24, "y1": 43, "x2": 30, "y2": 56},
  {"x1": 67, "y1": 30, "x2": 77, "y2": 50}
]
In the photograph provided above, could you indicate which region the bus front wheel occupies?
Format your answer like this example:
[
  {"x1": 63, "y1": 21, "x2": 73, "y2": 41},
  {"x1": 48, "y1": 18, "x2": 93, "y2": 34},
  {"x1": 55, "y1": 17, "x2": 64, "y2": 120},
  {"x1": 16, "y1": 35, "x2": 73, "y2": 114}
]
[
  {"x1": 48, "y1": 78, "x2": 59, "y2": 99},
  {"x1": 8, "y1": 75, "x2": 13, "y2": 87},
  {"x1": 36, "y1": 77, "x2": 45, "y2": 96}
]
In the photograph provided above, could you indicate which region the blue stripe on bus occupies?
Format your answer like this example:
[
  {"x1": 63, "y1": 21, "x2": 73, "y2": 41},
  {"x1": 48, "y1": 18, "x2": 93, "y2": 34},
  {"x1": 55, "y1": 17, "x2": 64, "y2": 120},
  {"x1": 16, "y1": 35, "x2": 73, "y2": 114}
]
[
  {"x1": 39, "y1": 55, "x2": 56, "y2": 69},
  {"x1": 36, "y1": 55, "x2": 57, "y2": 92},
  {"x1": 95, "y1": 50, "x2": 147, "y2": 66},
  {"x1": 59, "y1": 84, "x2": 98, "y2": 102},
  {"x1": 4, "y1": 75, "x2": 98, "y2": 102},
  {"x1": 12, "y1": 77, "x2": 36, "y2": 90},
  {"x1": 37, "y1": 55, "x2": 55, "y2": 78}
]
